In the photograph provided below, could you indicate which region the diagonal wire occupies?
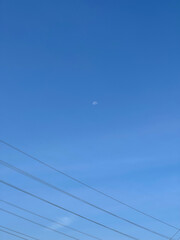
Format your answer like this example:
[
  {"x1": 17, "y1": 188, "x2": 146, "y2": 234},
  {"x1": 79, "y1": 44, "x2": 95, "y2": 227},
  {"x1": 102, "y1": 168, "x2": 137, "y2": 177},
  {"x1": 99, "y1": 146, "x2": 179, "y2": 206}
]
[
  {"x1": 0, "y1": 158, "x2": 171, "y2": 239},
  {"x1": 0, "y1": 228, "x2": 29, "y2": 240},
  {"x1": 0, "y1": 199, "x2": 102, "y2": 240},
  {"x1": 0, "y1": 207, "x2": 82, "y2": 240},
  {"x1": 0, "y1": 225, "x2": 40, "y2": 240},
  {"x1": 0, "y1": 139, "x2": 178, "y2": 230},
  {"x1": 169, "y1": 230, "x2": 180, "y2": 240},
  {"x1": 0, "y1": 179, "x2": 142, "y2": 240}
]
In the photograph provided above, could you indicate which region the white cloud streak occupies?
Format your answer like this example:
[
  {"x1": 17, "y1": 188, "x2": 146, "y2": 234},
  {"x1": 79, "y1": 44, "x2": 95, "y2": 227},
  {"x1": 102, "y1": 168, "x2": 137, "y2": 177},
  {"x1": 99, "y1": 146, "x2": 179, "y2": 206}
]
[{"x1": 50, "y1": 216, "x2": 73, "y2": 230}]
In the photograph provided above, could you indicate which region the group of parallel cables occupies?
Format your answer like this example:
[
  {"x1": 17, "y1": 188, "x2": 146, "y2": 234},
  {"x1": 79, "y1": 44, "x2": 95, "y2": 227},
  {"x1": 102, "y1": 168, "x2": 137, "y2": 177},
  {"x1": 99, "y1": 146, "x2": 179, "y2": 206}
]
[{"x1": 0, "y1": 139, "x2": 179, "y2": 240}]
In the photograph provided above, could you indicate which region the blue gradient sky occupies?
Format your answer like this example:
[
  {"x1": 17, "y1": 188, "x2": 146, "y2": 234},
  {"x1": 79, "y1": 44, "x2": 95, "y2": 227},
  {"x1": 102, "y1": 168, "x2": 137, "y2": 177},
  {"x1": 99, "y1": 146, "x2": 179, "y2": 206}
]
[{"x1": 0, "y1": 1, "x2": 180, "y2": 240}]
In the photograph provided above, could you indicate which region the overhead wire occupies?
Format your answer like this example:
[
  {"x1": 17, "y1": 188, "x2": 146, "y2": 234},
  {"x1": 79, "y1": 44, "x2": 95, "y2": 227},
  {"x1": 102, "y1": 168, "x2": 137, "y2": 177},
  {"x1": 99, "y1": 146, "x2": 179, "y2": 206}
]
[
  {"x1": 0, "y1": 225, "x2": 40, "y2": 240},
  {"x1": 0, "y1": 158, "x2": 171, "y2": 239},
  {"x1": 0, "y1": 199, "x2": 103, "y2": 240},
  {"x1": 0, "y1": 179, "x2": 143, "y2": 240},
  {"x1": 0, "y1": 139, "x2": 177, "y2": 230},
  {"x1": 0, "y1": 207, "x2": 82, "y2": 240},
  {"x1": 169, "y1": 230, "x2": 180, "y2": 240},
  {"x1": 0, "y1": 228, "x2": 29, "y2": 240}
]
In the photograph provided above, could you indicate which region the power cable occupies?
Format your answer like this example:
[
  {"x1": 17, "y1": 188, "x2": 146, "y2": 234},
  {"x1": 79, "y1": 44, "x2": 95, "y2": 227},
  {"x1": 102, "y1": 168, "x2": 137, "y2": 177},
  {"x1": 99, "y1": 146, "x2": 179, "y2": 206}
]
[
  {"x1": 0, "y1": 225, "x2": 40, "y2": 240},
  {"x1": 0, "y1": 207, "x2": 82, "y2": 240},
  {"x1": 0, "y1": 139, "x2": 177, "y2": 230},
  {"x1": 0, "y1": 199, "x2": 102, "y2": 240},
  {"x1": 0, "y1": 228, "x2": 29, "y2": 240},
  {"x1": 0, "y1": 159, "x2": 171, "y2": 239},
  {"x1": 169, "y1": 230, "x2": 180, "y2": 240},
  {"x1": 0, "y1": 179, "x2": 143, "y2": 240}
]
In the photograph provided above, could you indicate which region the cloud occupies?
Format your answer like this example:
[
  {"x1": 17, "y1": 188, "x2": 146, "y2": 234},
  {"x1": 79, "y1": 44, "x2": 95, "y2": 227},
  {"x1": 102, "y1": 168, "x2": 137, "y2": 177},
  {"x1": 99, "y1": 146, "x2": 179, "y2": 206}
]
[
  {"x1": 92, "y1": 101, "x2": 98, "y2": 105},
  {"x1": 50, "y1": 216, "x2": 73, "y2": 230}
]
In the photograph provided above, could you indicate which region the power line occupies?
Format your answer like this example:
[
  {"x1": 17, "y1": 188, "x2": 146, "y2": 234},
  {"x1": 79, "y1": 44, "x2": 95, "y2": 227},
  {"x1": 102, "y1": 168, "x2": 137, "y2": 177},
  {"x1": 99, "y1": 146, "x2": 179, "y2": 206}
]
[
  {"x1": 0, "y1": 225, "x2": 40, "y2": 240},
  {"x1": 0, "y1": 207, "x2": 81, "y2": 240},
  {"x1": 0, "y1": 199, "x2": 102, "y2": 240},
  {"x1": 0, "y1": 139, "x2": 177, "y2": 230},
  {"x1": 0, "y1": 179, "x2": 142, "y2": 240},
  {"x1": 169, "y1": 230, "x2": 180, "y2": 240},
  {"x1": 0, "y1": 159, "x2": 171, "y2": 239},
  {"x1": 0, "y1": 228, "x2": 29, "y2": 240}
]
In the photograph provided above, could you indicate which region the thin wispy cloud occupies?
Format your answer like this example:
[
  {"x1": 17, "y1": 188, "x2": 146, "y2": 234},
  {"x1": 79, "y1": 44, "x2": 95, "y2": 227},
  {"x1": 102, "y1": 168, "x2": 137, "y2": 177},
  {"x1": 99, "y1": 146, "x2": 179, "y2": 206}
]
[{"x1": 50, "y1": 216, "x2": 73, "y2": 230}]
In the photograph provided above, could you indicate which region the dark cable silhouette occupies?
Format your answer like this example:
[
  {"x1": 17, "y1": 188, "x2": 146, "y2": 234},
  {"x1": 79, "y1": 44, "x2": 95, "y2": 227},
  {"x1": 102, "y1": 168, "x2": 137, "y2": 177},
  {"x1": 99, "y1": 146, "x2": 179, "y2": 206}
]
[
  {"x1": 0, "y1": 159, "x2": 171, "y2": 239},
  {"x1": 0, "y1": 199, "x2": 102, "y2": 240},
  {"x1": 0, "y1": 179, "x2": 142, "y2": 240},
  {"x1": 169, "y1": 230, "x2": 180, "y2": 240},
  {"x1": 0, "y1": 207, "x2": 81, "y2": 240},
  {"x1": 0, "y1": 225, "x2": 40, "y2": 240},
  {"x1": 0, "y1": 139, "x2": 177, "y2": 230},
  {"x1": 0, "y1": 228, "x2": 29, "y2": 240}
]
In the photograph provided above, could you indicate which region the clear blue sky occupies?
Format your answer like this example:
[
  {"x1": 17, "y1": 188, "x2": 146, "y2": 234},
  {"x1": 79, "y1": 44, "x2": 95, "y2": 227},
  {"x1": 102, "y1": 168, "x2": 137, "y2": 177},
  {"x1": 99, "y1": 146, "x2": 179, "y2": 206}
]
[{"x1": 0, "y1": 1, "x2": 180, "y2": 240}]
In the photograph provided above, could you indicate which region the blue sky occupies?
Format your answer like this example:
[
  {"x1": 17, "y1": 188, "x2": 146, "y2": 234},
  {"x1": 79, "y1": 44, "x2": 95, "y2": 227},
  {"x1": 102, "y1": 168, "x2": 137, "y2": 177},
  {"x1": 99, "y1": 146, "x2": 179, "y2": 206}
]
[{"x1": 0, "y1": 0, "x2": 180, "y2": 240}]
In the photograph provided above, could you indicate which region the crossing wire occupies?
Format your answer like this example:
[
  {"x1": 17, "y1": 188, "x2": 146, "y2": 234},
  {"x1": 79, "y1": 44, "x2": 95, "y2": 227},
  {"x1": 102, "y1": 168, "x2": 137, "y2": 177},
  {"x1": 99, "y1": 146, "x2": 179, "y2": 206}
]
[
  {"x1": 169, "y1": 230, "x2": 180, "y2": 240},
  {"x1": 0, "y1": 199, "x2": 103, "y2": 240},
  {"x1": 0, "y1": 139, "x2": 178, "y2": 230},
  {"x1": 0, "y1": 158, "x2": 171, "y2": 239},
  {"x1": 0, "y1": 179, "x2": 142, "y2": 240}
]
